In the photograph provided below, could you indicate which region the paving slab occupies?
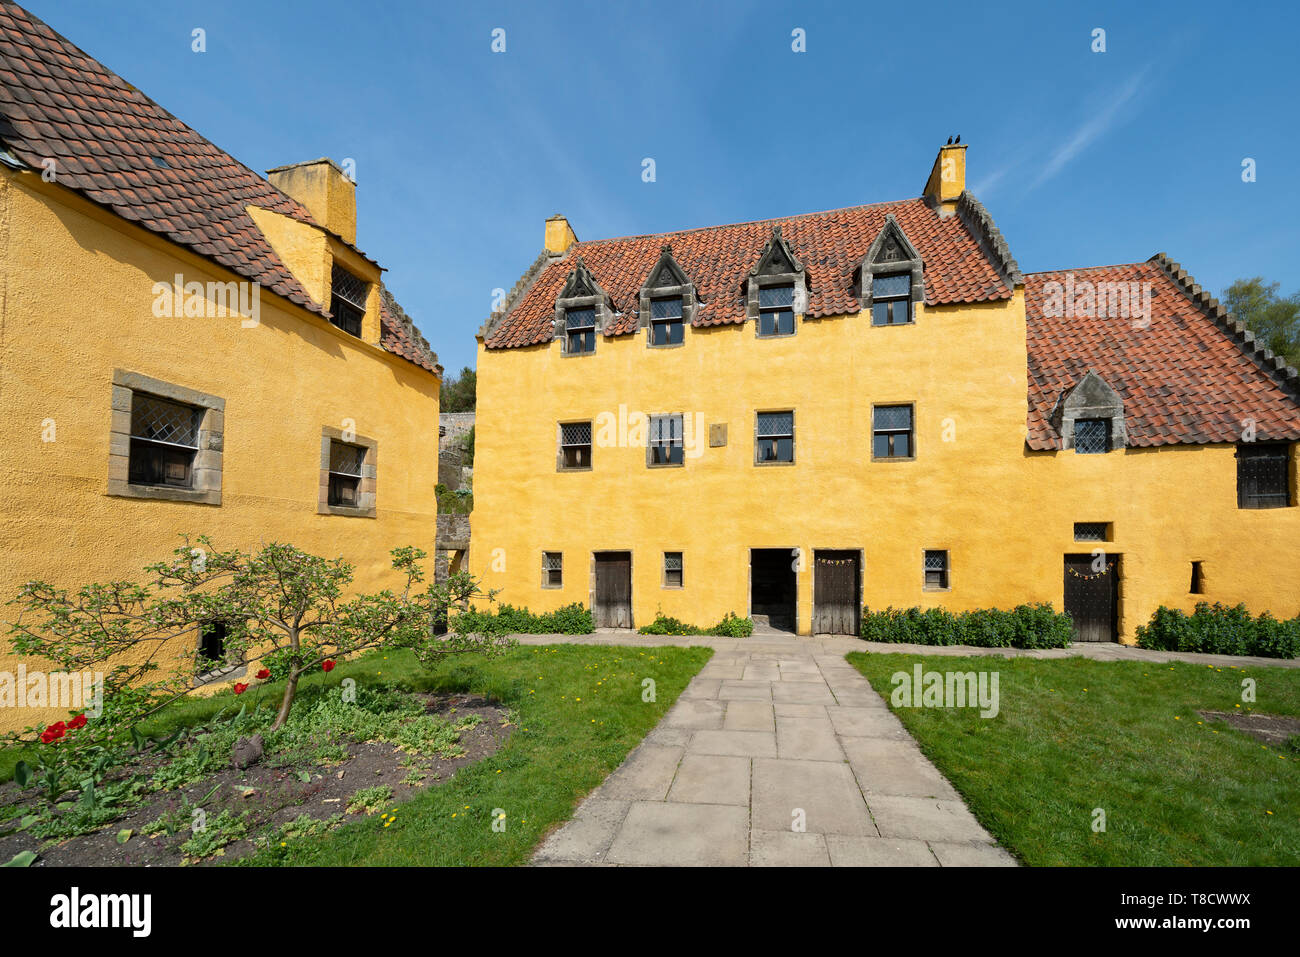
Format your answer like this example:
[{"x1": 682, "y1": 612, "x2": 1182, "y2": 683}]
[
  {"x1": 929, "y1": 841, "x2": 1019, "y2": 867},
  {"x1": 867, "y1": 795, "x2": 994, "y2": 844},
  {"x1": 533, "y1": 799, "x2": 630, "y2": 863},
  {"x1": 776, "y1": 715, "x2": 845, "y2": 761},
  {"x1": 723, "y1": 699, "x2": 775, "y2": 731},
  {"x1": 598, "y1": 745, "x2": 683, "y2": 801},
  {"x1": 605, "y1": 802, "x2": 750, "y2": 867},
  {"x1": 719, "y1": 679, "x2": 774, "y2": 701},
  {"x1": 667, "y1": 754, "x2": 751, "y2": 806},
  {"x1": 663, "y1": 697, "x2": 725, "y2": 729},
  {"x1": 690, "y1": 728, "x2": 778, "y2": 757},
  {"x1": 751, "y1": 758, "x2": 875, "y2": 836},
  {"x1": 750, "y1": 829, "x2": 831, "y2": 866},
  {"x1": 826, "y1": 835, "x2": 938, "y2": 867}
]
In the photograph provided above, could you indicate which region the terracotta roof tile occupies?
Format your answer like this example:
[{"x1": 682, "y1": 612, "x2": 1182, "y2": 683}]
[
  {"x1": 485, "y1": 197, "x2": 1013, "y2": 349},
  {"x1": 1025, "y1": 260, "x2": 1300, "y2": 449},
  {"x1": 0, "y1": 1, "x2": 435, "y2": 374}
]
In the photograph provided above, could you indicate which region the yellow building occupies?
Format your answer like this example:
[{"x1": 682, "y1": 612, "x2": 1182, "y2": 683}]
[
  {"x1": 0, "y1": 6, "x2": 441, "y2": 730},
  {"x1": 472, "y1": 144, "x2": 1300, "y2": 642}
]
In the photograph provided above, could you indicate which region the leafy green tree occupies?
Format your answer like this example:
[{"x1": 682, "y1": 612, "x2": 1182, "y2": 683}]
[
  {"x1": 1223, "y1": 277, "x2": 1300, "y2": 369},
  {"x1": 5, "y1": 537, "x2": 507, "y2": 751},
  {"x1": 440, "y1": 366, "x2": 476, "y2": 413}
]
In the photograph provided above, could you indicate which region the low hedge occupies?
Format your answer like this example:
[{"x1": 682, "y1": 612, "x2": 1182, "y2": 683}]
[
  {"x1": 860, "y1": 603, "x2": 1073, "y2": 649},
  {"x1": 638, "y1": 612, "x2": 754, "y2": 638},
  {"x1": 450, "y1": 602, "x2": 593, "y2": 636},
  {"x1": 1135, "y1": 602, "x2": 1300, "y2": 658}
]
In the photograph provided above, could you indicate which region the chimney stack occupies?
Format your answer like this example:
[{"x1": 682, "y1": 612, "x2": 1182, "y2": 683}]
[
  {"x1": 267, "y1": 158, "x2": 357, "y2": 245},
  {"x1": 545, "y1": 214, "x2": 578, "y2": 255},
  {"x1": 923, "y1": 142, "x2": 967, "y2": 215}
]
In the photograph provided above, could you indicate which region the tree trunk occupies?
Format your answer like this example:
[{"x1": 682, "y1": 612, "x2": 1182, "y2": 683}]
[{"x1": 269, "y1": 670, "x2": 300, "y2": 733}]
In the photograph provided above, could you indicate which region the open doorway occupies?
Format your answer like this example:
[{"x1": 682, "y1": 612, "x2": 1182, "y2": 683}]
[{"x1": 750, "y1": 548, "x2": 797, "y2": 633}]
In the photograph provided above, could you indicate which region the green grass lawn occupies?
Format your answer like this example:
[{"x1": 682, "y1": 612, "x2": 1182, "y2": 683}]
[
  {"x1": 846, "y1": 652, "x2": 1300, "y2": 866},
  {"x1": 2, "y1": 642, "x2": 711, "y2": 866}
]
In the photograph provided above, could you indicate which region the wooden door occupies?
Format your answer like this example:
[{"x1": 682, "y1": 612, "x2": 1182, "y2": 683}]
[
  {"x1": 1063, "y1": 553, "x2": 1119, "y2": 642},
  {"x1": 814, "y1": 551, "x2": 859, "y2": 635},
  {"x1": 593, "y1": 552, "x2": 632, "y2": 629}
]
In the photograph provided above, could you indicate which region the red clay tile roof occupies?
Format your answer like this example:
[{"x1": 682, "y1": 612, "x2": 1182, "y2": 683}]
[
  {"x1": 485, "y1": 197, "x2": 1014, "y2": 349},
  {"x1": 1025, "y1": 259, "x2": 1300, "y2": 449},
  {"x1": 0, "y1": 2, "x2": 436, "y2": 374}
]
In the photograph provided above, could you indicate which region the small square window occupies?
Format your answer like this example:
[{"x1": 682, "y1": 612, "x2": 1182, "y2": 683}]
[
  {"x1": 128, "y1": 393, "x2": 201, "y2": 488},
  {"x1": 924, "y1": 550, "x2": 949, "y2": 590},
  {"x1": 757, "y1": 284, "x2": 795, "y2": 337},
  {"x1": 650, "y1": 297, "x2": 684, "y2": 346},
  {"x1": 328, "y1": 439, "x2": 365, "y2": 507},
  {"x1": 330, "y1": 263, "x2": 368, "y2": 337},
  {"x1": 871, "y1": 273, "x2": 911, "y2": 326},
  {"x1": 873, "y1": 404, "x2": 914, "y2": 459},
  {"x1": 565, "y1": 307, "x2": 596, "y2": 354},
  {"x1": 756, "y1": 411, "x2": 794, "y2": 463},
  {"x1": 663, "y1": 551, "x2": 683, "y2": 588},
  {"x1": 560, "y1": 421, "x2": 593, "y2": 470},
  {"x1": 648, "y1": 414, "x2": 685, "y2": 466},
  {"x1": 542, "y1": 552, "x2": 563, "y2": 588},
  {"x1": 1074, "y1": 418, "x2": 1111, "y2": 454},
  {"x1": 1236, "y1": 443, "x2": 1290, "y2": 508}
]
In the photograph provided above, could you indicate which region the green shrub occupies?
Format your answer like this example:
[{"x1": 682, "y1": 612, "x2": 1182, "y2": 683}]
[
  {"x1": 1135, "y1": 602, "x2": 1300, "y2": 658},
  {"x1": 450, "y1": 602, "x2": 593, "y2": 636},
  {"x1": 637, "y1": 612, "x2": 754, "y2": 637},
  {"x1": 861, "y1": 603, "x2": 1072, "y2": 649}
]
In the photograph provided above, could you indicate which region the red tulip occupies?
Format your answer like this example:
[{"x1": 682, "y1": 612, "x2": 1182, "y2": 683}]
[
  {"x1": 232, "y1": 682, "x2": 249, "y2": 695},
  {"x1": 322, "y1": 660, "x2": 336, "y2": 672},
  {"x1": 256, "y1": 668, "x2": 271, "y2": 680},
  {"x1": 48, "y1": 721, "x2": 67, "y2": 734},
  {"x1": 68, "y1": 714, "x2": 87, "y2": 729},
  {"x1": 40, "y1": 727, "x2": 64, "y2": 744}
]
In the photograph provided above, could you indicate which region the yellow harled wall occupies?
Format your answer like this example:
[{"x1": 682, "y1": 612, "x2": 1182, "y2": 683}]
[
  {"x1": 471, "y1": 284, "x2": 1300, "y2": 640},
  {"x1": 0, "y1": 170, "x2": 440, "y2": 731}
]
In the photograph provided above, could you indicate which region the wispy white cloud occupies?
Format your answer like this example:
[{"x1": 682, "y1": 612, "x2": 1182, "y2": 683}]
[{"x1": 1027, "y1": 69, "x2": 1151, "y2": 191}]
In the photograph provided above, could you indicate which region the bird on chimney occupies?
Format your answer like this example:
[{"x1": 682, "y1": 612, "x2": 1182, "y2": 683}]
[
  {"x1": 955, "y1": 134, "x2": 961, "y2": 144},
  {"x1": 946, "y1": 136, "x2": 952, "y2": 145}
]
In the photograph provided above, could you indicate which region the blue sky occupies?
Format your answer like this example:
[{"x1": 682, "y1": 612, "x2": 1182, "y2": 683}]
[{"x1": 25, "y1": 0, "x2": 1300, "y2": 375}]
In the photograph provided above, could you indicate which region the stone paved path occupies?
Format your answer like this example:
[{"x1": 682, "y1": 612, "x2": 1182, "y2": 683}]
[{"x1": 530, "y1": 635, "x2": 1017, "y2": 866}]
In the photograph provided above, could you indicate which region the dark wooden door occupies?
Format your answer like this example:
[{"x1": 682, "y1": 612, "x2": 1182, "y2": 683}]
[
  {"x1": 1063, "y1": 553, "x2": 1119, "y2": 642},
  {"x1": 593, "y1": 552, "x2": 632, "y2": 629},
  {"x1": 814, "y1": 551, "x2": 859, "y2": 635}
]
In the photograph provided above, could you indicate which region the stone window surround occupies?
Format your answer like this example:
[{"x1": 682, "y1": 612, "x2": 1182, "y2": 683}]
[
  {"x1": 553, "y1": 257, "x2": 615, "y2": 358},
  {"x1": 646, "y1": 412, "x2": 686, "y2": 469},
  {"x1": 662, "y1": 550, "x2": 684, "y2": 589},
  {"x1": 922, "y1": 547, "x2": 951, "y2": 592},
  {"x1": 754, "y1": 408, "x2": 796, "y2": 467},
  {"x1": 859, "y1": 214, "x2": 925, "y2": 326},
  {"x1": 318, "y1": 425, "x2": 377, "y2": 518},
  {"x1": 871, "y1": 401, "x2": 918, "y2": 462},
  {"x1": 108, "y1": 369, "x2": 224, "y2": 506},
  {"x1": 541, "y1": 550, "x2": 563, "y2": 589},
  {"x1": 556, "y1": 420, "x2": 594, "y2": 472},
  {"x1": 639, "y1": 246, "x2": 697, "y2": 350},
  {"x1": 1055, "y1": 370, "x2": 1127, "y2": 452},
  {"x1": 746, "y1": 225, "x2": 808, "y2": 339}
]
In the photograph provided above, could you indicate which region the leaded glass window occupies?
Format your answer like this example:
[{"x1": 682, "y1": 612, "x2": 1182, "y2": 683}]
[
  {"x1": 565, "y1": 307, "x2": 596, "y2": 354},
  {"x1": 756, "y1": 411, "x2": 794, "y2": 463},
  {"x1": 330, "y1": 263, "x2": 367, "y2": 337},
  {"x1": 924, "y1": 550, "x2": 949, "y2": 589},
  {"x1": 650, "y1": 296, "x2": 684, "y2": 346},
  {"x1": 128, "y1": 393, "x2": 201, "y2": 488},
  {"x1": 873, "y1": 405, "x2": 914, "y2": 458},
  {"x1": 664, "y1": 551, "x2": 683, "y2": 588},
  {"x1": 649, "y1": 414, "x2": 685, "y2": 466},
  {"x1": 328, "y1": 439, "x2": 364, "y2": 507},
  {"x1": 543, "y1": 552, "x2": 563, "y2": 588},
  {"x1": 560, "y1": 421, "x2": 592, "y2": 470},
  {"x1": 871, "y1": 272, "x2": 911, "y2": 326},
  {"x1": 757, "y1": 284, "x2": 795, "y2": 337},
  {"x1": 1074, "y1": 418, "x2": 1110, "y2": 454}
]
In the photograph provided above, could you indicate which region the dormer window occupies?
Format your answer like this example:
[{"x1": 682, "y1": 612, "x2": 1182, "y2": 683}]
[
  {"x1": 870, "y1": 273, "x2": 912, "y2": 326},
  {"x1": 1055, "y1": 371, "x2": 1127, "y2": 453},
  {"x1": 758, "y1": 284, "x2": 795, "y2": 337},
  {"x1": 554, "y1": 256, "x2": 613, "y2": 357},
  {"x1": 861, "y1": 215, "x2": 924, "y2": 327},
  {"x1": 330, "y1": 263, "x2": 367, "y2": 337},
  {"x1": 745, "y1": 225, "x2": 807, "y2": 338},
  {"x1": 565, "y1": 307, "x2": 596, "y2": 354},
  {"x1": 650, "y1": 297, "x2": 684, "y2": 346},
  {"x1": 639, "y1": 245, "x2": 696, "y2": 348}
]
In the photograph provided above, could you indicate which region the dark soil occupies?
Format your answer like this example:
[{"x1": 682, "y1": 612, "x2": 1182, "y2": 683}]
[
  {"x1": 1198, "y1": 709, "x2": 1300, "y2": 747},
  {"x1": 0, "y1": 692, "x2": 510, "y2": 867}
]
